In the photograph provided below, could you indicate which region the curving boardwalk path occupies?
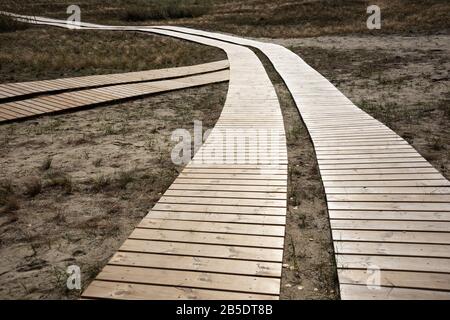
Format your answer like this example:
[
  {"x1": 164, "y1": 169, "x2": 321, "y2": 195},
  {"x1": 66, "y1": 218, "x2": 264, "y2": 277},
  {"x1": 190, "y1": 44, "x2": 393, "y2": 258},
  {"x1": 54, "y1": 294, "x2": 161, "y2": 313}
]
[
  {"x1": 0, "y1": 67, "x2": 229, "y2": 122},
  {"x1": 4, "y1": 13, "x2": 450, "y2": 299},
  {"x1": 0, "y1": 60, "x2": 228, "y2": 102},
  {"x1": 4, "y1": 13, "x2": 288, "y2": 299},
  {"x1": 154, "y1": 27, "x2": 450, "y2": 300}
]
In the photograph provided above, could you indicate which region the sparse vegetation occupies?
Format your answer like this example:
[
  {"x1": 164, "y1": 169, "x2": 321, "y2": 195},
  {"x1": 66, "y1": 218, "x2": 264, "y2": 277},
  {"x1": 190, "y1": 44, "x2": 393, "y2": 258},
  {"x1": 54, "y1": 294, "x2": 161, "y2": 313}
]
[
  {"x1": 123, "y1": 0, "x2": 211, "y2": 21},
  {"x1": 22, "y1": 177, "x2": 42, "y2": 197},
  {"x1": 90, "y1": 174, "x2": 111, "y2": 192},
  {"x1": 0, "y1": 27, "x2": 225, "y2": 84},
  {"x1": 45, "y1": 171, "x2": 73, "y2": 194},
  {"x1": 116, "y1": 169, "x2": 136, "y2": 189},
  {"x1": 40, "y1": 157, "x2": 53, "y2": 171},
  {"x1": 1, "y1": 0, "x2": 449, "y2": 37},
  {"x1": 0, "y1": 179, "x2": 19, "y2": 213},
  {"x1": 0, "y1": 14, "x2": 28, "y2": 33}
]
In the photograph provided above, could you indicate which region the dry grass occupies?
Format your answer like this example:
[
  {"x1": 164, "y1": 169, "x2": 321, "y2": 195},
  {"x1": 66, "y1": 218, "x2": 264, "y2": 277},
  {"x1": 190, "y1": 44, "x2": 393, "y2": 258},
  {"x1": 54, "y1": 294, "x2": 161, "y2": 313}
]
[
  {"x1": 0, "y1": 27, "x2": 225, "y2": 83},
  {"x1": 1, "y1": 0, "x2": 449, "y2": 37},
  {"x1": 122, "y1": 0, "x2": 211, "y2": 21}
]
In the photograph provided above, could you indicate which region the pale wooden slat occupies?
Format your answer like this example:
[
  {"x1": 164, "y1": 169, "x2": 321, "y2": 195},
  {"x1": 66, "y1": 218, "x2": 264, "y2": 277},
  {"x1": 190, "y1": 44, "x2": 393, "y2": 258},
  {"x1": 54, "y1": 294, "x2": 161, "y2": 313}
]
[
  {"x1": 338, "y1": 269, "x2": 450, "y2": 291},
  {"x1": 109, "y1": 252, "x2": 281, "y2": 277},
  {"x1": 334, "y1": 241, "x2": 450, "y2": 258},
  {"x1": 82, "y1": 280, "x2": 278, "y2": 300},
  {"x1": 139, "y1": 218, "x2": 285, "y2": 236},
  {"x1": 147, "y1": 210, "x2": 286, "y2": 225},
  {"x1": 336, "y1": 254, "x2": 450, "y2": 273},
  {"x1": 332, "y1": 229, "x2": 450, "y2": 244},
  {"x1": 340, "y1": 284, "x2": 450, "y2": 300},
  {"x1": 130, "y1": 228, "x2": 284, "y2": 248},
  {"x1": 95, "y1": 265, "x2": 281, "y2": 295}
]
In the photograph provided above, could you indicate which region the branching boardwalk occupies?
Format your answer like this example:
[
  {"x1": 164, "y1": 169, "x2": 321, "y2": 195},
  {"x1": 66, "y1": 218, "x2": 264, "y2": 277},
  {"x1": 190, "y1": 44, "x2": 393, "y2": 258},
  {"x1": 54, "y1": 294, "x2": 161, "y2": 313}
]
[
  {"x1": 0, "y1": 60, "x2": 228, "y2": 101},
  {"x1": 4, "y1": 12, "x2": 450, "y2": 300},
  {"x1": 0, "y1": 68, "x2": 229, "y2": 122},
  {"x1": 4, "y1": 13, "x2": 288, "y2": 299}
]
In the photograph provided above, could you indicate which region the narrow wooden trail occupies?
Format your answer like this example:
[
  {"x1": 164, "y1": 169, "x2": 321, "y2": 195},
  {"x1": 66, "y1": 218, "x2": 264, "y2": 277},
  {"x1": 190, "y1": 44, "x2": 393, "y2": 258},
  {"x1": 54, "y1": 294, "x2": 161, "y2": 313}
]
[
  {"x1": 4, "y1": 13, "x2": 450, "y2": 299},
  {"x1": 0, "y1": 60, "x2": 228, "y2": 101},
  {"x1": 155, "y1": 26, "x2": 450, "y2": 300},
  {"x1": 0, "y1": 68, "x2": 229, "y2": 122},
  {"x1": 2, "y1": 13, "x2": 288, "y2": 299}
]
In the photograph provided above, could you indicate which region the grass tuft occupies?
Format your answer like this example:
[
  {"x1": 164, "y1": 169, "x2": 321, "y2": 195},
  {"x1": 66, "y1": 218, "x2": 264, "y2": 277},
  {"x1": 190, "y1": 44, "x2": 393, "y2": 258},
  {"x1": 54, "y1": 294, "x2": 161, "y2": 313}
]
[
  {"x1": 0, "y1": 15, "x2": 29, "y2": 33},
  {"x1": 22, "y1": 177, "x2": 42, "y2": 197},
  {"x1": 122, "y1": 0, "x2": 211, "y2": 21},
  {"x1": 45, "y1": 171, "x2": 73, "y2": 194},
  {"x1": 91, "y1": 174, "x2": 111, "y2": 192},
  {"x1": 0, "y1": 179, "x2": 19, "y2": 213}
]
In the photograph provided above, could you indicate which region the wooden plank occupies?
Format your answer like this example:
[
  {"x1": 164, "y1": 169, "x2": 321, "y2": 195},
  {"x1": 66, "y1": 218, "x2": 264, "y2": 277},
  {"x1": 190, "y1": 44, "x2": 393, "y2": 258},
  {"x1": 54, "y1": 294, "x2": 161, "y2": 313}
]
[
  {"x1": 339, "y1": 284, "x2": 450, "y2": 300},
  {"x1": 318, "y1": 158, "x2": 428, "y2": 164},
  {"x1": 164, "y1": 189, "x2": 286, "y2": 200},
  {"x1": 152, "y1": 203, "x2": 286, "y2": 216},
  {"x1": 321, "y1": 168, "x2": 438, "y2": 175},
  {"x1": 95, "y1": 265, "x2": 281, "y2": 295},
  {"x1": 109, "y1": 252, "x2": 281, "y2": 277},
  {"x1": 130, "y1": 228, "x2": 284, "y2": 248},
  {"x1": 338, "y1": 269, "x2": 450, "y2": 291},
  {"x1": 169, "y1": 183, "x2": 287, "y2": 193},
  {"x1": 328, "y1": 202, "x2": 450, "y2": 211},
  {"x1": 327, "y1": 194, "x2": 450, "y2": 202},
  {"x1": 334, "y1": 241, "x2": 450, "y2": 258},
  {"x1": 332, "y1": 229, "x2": 450, "y2": 244},
  {"x1": 323, "y1": 180, "x2": 450, "y2": 187},
  {"x1": 82, "y1": 280, "x2": 278, "y2": 300},
  {"x1": 139, "y1": 218, "x2": 285, "y2": 236},
  {"x1": 325, "y1": 187, "x2": 450, "y2": 194},
  {"x1": 173, "y1": 178, "x2": 287, "y2": 186},
  {"x1": 120, "y1": 238, "x2": 283, "y2": 262},
  {"x1": 336, "y1": 254, "x2": 450, "y2": 273},
  {"x1": 158, "y1": 196, "x2": 286, "y2": 208},
  {"x1": 331, "y1": 219, "x2": 450, "y2": 232},
  {"x1": 147, "y1": 210, "x2": 286, "y2": 225},
  {"x1": 329, "y1": 210, "x2": 450, "y2": 221}
]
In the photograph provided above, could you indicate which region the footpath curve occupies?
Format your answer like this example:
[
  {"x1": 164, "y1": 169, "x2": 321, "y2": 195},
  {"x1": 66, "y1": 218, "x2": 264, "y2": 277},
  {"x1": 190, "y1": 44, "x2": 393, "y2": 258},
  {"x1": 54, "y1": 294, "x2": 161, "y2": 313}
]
[
  {"x1": 5, "y1": 13, "x2": 450, "y2": 299},
  {"x1": 4, "y1": 13, "x2": 289, "y2": 299}
]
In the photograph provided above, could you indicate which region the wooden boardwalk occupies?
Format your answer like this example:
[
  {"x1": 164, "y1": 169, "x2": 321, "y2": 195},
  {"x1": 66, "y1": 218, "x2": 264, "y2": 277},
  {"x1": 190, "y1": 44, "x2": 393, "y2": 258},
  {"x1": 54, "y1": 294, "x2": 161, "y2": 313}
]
[
  {"x1": 5, "y1": 13, "x2": 450, "y2": 299},
  {"x1": 4, "y1": 13, "x2": 288, "y2": 299},
  {"x1": 0, "y1": 60, "x2": 228, "y2": 101},
  {"x1": 155, "y1": 27, "x2": 450, "y2": 300},
  {"x1": 0, "y1": 68, "x2": 229, "y2": 122}
]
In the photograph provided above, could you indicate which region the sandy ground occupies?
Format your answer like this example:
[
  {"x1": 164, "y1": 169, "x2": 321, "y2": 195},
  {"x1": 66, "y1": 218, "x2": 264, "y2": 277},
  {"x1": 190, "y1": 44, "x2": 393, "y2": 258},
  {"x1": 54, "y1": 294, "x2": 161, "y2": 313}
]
[
  {"x1": 251, "y1": 51, "x2": 339, "y2": 300},
  {"x1": 0, "y1": 83, "x2": 227, "y2": 299}
]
